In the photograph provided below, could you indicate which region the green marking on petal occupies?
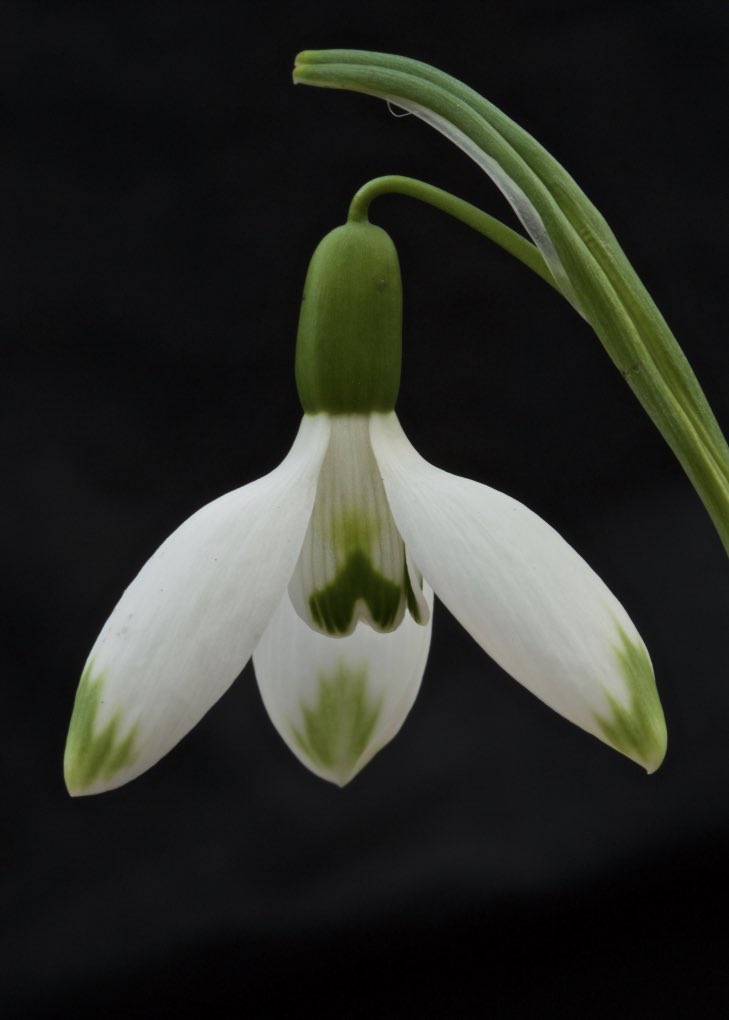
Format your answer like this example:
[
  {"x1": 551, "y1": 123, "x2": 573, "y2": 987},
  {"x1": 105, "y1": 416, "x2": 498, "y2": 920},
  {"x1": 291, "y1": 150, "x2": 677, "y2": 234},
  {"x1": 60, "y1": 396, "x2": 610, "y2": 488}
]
[
  {"x1": 292, "y1": 663, "x2": 382, "y2": 782},
  {"x1": 308, "y1": 549, "x2": 403, "y2": 635},
  {"x1": 64, "y1": 662, "x2": 138, "y2": 793},
  {"x1": 289, "y1": 415, "x2": 424, "y2": 637},
  {"x1": 594, "y1": 626, "x2": 667, "y2": 773},
  {"x1": 332, "y1": 508, "x2": 378, "y2": 559}
]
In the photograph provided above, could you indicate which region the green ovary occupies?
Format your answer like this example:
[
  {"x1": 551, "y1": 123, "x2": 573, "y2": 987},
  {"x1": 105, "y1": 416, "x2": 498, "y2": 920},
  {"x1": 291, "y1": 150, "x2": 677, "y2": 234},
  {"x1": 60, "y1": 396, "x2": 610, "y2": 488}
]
[
  {"x1": 594, "y1": 625, "x2": 667, "y2": 772},
  {"x1": 292, "y1": 663, "x2": 382, "y2": 779},
  {"x1": 64, "y1": 663, "x2": 138, "y2": 793}
]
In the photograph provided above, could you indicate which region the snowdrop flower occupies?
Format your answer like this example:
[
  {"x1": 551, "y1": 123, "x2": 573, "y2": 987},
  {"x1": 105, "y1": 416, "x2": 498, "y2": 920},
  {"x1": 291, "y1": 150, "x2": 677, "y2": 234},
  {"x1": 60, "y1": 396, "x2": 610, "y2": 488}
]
[{"x1": 65, "y1": 221, "x2": 666, "y2": 795}]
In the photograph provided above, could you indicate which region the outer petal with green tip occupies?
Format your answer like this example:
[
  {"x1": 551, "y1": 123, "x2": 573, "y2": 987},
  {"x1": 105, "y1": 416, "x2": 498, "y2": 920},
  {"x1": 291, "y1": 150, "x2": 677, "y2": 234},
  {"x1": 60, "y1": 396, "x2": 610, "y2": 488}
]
[
  {"x1": 64, "y1": 414, "x2": 331, "y2": 795},
  {"x1": 370, "y1": 412, "x2": 666, "y2": 772},
  {"x1": 253, "y1": 583, "x2": 434, "y2": 786}
]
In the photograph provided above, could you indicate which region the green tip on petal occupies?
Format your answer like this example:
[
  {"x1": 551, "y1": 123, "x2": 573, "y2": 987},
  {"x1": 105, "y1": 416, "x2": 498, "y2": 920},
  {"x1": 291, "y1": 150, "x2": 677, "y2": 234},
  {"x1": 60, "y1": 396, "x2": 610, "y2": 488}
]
[
  {"x1": 291, "y1": 663, "x2": 383, "y2": 786},
  {"x1": 595, "y1": 626, "x2": 667, "y2": 774},
  {"x1": 64, "y1": 663, "x2": 138, "y2": 796}
]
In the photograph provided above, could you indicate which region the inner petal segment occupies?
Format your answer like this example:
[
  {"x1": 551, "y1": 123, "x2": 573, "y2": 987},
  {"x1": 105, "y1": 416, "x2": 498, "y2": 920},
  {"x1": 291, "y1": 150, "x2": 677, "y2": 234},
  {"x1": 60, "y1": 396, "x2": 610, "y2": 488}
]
[{"x1": 289, "y1": 415, "x2": 425, "y2": 636}]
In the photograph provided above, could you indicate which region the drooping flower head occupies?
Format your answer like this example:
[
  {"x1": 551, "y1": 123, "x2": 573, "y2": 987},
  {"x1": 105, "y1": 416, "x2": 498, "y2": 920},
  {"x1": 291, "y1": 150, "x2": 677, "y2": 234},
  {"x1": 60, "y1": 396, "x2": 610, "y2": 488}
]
[{"x1": 65, "y1": 216, "x2": 666, "y2": 795}]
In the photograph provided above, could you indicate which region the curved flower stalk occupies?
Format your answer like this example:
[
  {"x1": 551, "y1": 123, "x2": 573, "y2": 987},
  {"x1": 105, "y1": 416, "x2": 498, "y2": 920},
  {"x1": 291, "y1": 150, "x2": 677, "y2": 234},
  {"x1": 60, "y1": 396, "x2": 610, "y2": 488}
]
[
  {"x1": 65, "y1": 220, "x2": 666, "y2": 795},
  {"x1": 293, "y1": 50, "x2": 729, "y2": 558}
]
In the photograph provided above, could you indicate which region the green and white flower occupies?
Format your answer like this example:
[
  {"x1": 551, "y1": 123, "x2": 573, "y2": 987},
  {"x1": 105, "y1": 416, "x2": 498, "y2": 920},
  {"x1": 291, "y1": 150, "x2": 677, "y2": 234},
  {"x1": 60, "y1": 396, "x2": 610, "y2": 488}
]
[{"x1": 65, "y1": 221, "x2": 666, "y2": 795}]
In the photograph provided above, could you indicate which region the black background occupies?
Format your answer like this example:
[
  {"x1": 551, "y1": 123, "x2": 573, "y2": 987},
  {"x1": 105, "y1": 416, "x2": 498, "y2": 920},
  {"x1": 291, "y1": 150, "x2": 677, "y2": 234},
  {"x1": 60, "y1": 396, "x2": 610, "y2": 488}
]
[{"x1": 4, "y1": 1, "x2": 729, "y2": 1016}]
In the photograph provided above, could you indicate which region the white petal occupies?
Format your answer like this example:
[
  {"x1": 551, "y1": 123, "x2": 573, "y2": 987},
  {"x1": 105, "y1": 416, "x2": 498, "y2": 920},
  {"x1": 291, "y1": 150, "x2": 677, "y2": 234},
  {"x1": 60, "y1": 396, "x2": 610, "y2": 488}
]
[
  {"x1": 64, "y1": 414, "x2": 331, "y2": 795},
  {"x1": 253, "y1": 584, "x2": 434, "y2": 786},
  {"x1": 288, "y1": 415, "x2": 416, "y2": 636},
  {"x1": 370, "y1": 413, "x2": 666, "y2": 772}
]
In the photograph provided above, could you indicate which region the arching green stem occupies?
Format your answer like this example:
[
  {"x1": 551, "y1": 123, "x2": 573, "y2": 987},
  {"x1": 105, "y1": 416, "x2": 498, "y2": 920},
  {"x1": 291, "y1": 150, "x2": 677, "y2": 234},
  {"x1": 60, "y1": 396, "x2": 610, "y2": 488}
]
[
  {"x1": 294, "y1": 49, "x2": 729, "y2": 557},
  {"x1": 348, "y1": 175, "x2": 561, "y2": 296}
]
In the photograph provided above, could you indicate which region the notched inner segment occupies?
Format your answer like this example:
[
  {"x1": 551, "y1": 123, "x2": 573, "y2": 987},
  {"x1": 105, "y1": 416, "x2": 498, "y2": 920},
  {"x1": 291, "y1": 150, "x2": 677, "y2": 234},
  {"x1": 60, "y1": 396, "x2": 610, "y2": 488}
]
[
  {"x1": 289, "y1": 415, "x2": 428, "y2": 637},
  {"x1": 308, "y1": 549, "x2": 404, "y2": 635}
]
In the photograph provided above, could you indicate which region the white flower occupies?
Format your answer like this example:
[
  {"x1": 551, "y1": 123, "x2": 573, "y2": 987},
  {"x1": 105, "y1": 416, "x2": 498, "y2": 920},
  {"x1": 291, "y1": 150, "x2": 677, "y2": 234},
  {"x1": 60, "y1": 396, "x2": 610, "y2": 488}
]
[
  {"x1": 65, "y1": 219, "x2": 666, "y2": 794},
  {"x1": 65, "y1": 409, "x2": 666, "y2": 794}
]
